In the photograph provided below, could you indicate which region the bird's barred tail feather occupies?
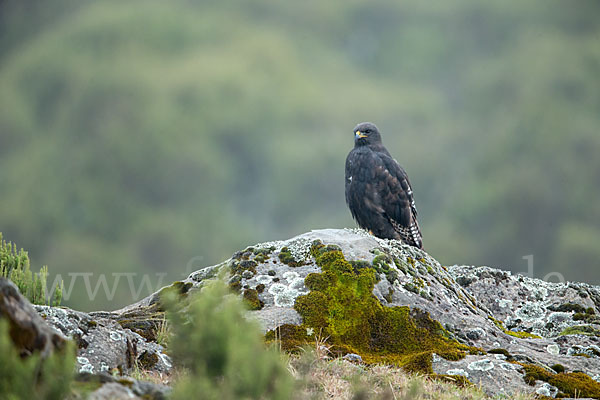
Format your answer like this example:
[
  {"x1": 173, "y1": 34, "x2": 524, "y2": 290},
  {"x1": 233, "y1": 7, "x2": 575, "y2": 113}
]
[{"x1": 390, "y1": 218, "x2": 423, "y2": 249}]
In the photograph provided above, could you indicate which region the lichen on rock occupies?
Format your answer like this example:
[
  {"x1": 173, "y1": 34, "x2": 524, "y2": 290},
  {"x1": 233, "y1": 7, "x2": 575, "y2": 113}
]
[
  {"x1": 521, "y1": 363, "x2": 600, "y2": 398},
  {"x1": 269, "y1": 240, "x2": 476, "y2": 374},
  {"x1": 86, "y1": 228, "x2": 600, "y2": 398}
]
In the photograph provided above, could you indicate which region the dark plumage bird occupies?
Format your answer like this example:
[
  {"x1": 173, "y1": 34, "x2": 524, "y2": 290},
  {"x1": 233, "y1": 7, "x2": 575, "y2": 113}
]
[{"x1": 345, "y1": 122, "x2": 423, "y2": 248}]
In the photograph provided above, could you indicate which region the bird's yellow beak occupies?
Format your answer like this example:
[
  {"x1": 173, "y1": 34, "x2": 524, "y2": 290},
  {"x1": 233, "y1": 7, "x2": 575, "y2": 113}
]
[{"x1": 355, "y1": 131, "x2": 367, "y2": 139}]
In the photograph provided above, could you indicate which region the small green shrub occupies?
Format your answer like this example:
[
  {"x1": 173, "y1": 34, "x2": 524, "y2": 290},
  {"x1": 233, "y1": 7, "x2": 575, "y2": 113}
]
[
  {"x1": 165, "y1": 279, "x2": 294, "y2": 400},
  {"x1": 0, "y1": 233, "x2": 62, "y2": 305},
  {"x1": 0, "y1": 320, "x2": 75, "y2": 400}
]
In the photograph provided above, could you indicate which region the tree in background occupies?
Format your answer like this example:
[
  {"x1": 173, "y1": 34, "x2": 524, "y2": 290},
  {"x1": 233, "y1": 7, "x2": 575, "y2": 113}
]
[{"x1": 1, "y1": 0, "x2": 599, "y2": 310}]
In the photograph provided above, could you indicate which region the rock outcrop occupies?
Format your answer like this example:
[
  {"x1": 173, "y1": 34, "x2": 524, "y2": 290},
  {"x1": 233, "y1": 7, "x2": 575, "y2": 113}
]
[
  {"x1": 146, "y1": 228, "x2": 598, "y2": 398},
  {"x1": 4, "y1": 229, "x2": 600, "y2": 398},
  {"x1": 0, "y1": 277, "x2": 67, "y2": 357},
  {"x1": 0, "y1": 277, "x2": 171, "y2": 399},
  {"x1": 32, "y1": 304, "x2": 172, "y2": 376}
]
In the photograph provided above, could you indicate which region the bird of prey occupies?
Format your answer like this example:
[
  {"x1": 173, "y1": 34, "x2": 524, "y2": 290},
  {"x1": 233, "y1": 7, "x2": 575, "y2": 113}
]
[{"x1": 345, "y1": 122, "x2": 423, "y2": 248}]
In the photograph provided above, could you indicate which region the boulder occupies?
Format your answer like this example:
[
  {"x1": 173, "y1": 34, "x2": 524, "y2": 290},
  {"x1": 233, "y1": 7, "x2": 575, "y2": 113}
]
[
  {"x1": 33, "y1": 304, "x2": 171, "y2": 376},
  {"x1": 24, "y1": 228, "x2": 600, "y2": 397},
  {"x1": 0, "y1": 277, "x2": 67, "y2": 357},
  {"x1": 78, "y1": 373, "x2": 170, "y2": 400},
  {"x1": 132, "y1": 228, "x2": 599, "y2": 398}
]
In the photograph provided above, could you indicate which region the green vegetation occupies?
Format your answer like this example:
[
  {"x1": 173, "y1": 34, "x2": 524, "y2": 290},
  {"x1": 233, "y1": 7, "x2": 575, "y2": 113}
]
[
  {"x1": 489, "y1": 316, "x2": 541, "y2": 339},
  {"x1": 521, "y1": 363, "x2": 600, "y2": 398},
  {"x1": 371, "y1": 252, "x2": 399, "y2": 284},
  {"x1": 559, "y1": 325, "x2": 600, "y2": 337},
  {"x1": 242, "y1": 288, "x2": 263, "y2": 310},
  {"x1": 548, "y1": 303, "x2": 599, "y2": 323},
  {"x1": 548, "y1": 303, "x2": 589, "y2": 313},
  {"x1": 0, "y1": 320, "x2": 75, "y2": 400},
  {"x1": 291, "y1": 354, "x2": 534, "y2": 400},
  {"x1": 550, "y1": 364, "x2": 565, "y2": 374},
  {"x1": 573, "y1": 307, "x2": 598, "y2": 323},
  {"x1": 1, "y1": 0, "x2": 600, "y2": 310},
  {"x1": 487, "y1": 348, "x2": 513, "y2": 361},
  {"x1": 165, "y1": 280, "x2": 294, "y2": 400},
  {"x1": 0, "y1": 233, "x2": 62, "y2": 306},
  {"x1": 269, "y1": 241, "x2": 475, "y2": 373},
  {"x1": 278, "y1": 247, "x2": 303, "y2": 268}
]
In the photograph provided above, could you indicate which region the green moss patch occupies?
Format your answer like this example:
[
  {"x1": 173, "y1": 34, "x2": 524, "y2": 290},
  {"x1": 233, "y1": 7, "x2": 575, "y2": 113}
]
[
  {"x1": 304, "y1": 272, "x2": 329, "y2": 292},
  {"x1": 371, "y1": 252, "x2": 398, "y2": 284},
  {"x1": 137, "y1": 350, "x2": 159, "y2": 369},
  {"x1": 270, "y1": 240, "x2": 474, "y2": 374},
  {"x1": 228, "y1": 257, "x2": 261, "y2": 293},
  {"x1": 521, "y1": 363, "x2": 600, "y2": 398},
  {"x1": 278, "y1": 247, "x2": 303, "y2": 267},
  {"x1": 487, "y1": 348, "x2": 513, "y2": 361},
  {"x1": 231, "y1": 246, "x2": 275, "y2": 265},
  {"x1": 243, "y1": 289, "x2": 263, "y2": 310},
  {"x1": 172, "y1": 280, "x2": 193, "y2": 294},
  {"x1": 228, "y1": 276, "x2": 242, "y2": 293},
  {"x1": 265, "y1": 324, "x2": 313, "y2": 353},
  {"x1": 548, "y1": 303, "x2": 588, "y2": 313},
  {"x1": 116, "y1": 308, "x2": 166, "y2": 342},
  {"x1": 551, "y1": 364, "x2": 565, "y2": 373},
  {"x1": 489, "y1": 316, "x2": 541, "y2": 339},
  {"x1": 559, "y1": 325, "x2": 600, "y2": 337},
  {"x1": 403, "y1": 282, "x2": 420, "y2": 295},
  {"x1": 572, "y1": 352, "x2": 591, "y2": 358},
  {"x1": 253, "y1": 246, "x2": 275, "y2": 263},
  {"x1": 232, "y1": 260, "x2": 257, "y2": 275},
  {"x1": 506, "y1": 330, "x2": 542, "y2": 339},
  {"x1": 573, "y1": 312, "x2": 599, "y2": 323},
  {"x1": 153, "y1": 280, "x2": 193, "y2": 305},
  {"x1": 549, "y1": 303, "x2": 598, "y2": 323}
]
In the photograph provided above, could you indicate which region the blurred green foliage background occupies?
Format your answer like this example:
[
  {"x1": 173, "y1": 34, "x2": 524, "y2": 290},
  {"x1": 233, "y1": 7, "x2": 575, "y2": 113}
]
[{"x1": 1, "y1": 0, "x2": 599, "y2": 310}]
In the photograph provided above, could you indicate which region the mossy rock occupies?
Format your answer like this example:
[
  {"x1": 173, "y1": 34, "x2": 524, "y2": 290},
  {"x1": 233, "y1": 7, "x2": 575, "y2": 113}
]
[
  {"x1": 252, "y1": 246, "x2": 275, "y2": 263},
  {"x1": 403, "y1": 282, "x2": 420, "y2": 294},
  {"x1": 243, "y1": 288, "x2": 263, "y2": 310},
  {"x1": 116, "y1": 308, "x2": 166, "y2": 342},
  {"x1": 488, "y1": 316, "x2": 541, "y2": 339},
  {"x1": 551, "y1": 364, "x2": 565, "y2": 373},
  {"x1": 265, "y1": 324, "x2": 314, "y2": 353},
  {"x1": 228, "y1": 280, "x2": 242, "y2": 293},
  {"x1": 372, "y1": 253, "x2": 398, "y2": 284},
  {"x1": 521, "y1": 363, "x2": 600, "y2": 398},
  {"x1": 268, "y1": 241, "x2": 475, "y2": 374},
  {"x1": 559, "y1": 325, "x2": 600, "y2": 337},
  {"x1": 572, "y1": 352, "x2": 592, "y2": 358},
  {"x1": 548, "y1": 303, "x2": 588, "y2": 314},
  {"x1": 151, "y1": 280, "x2": 194, "y2": 309},
  {"x1": 137, "y1": 350, "x2": 160, "y2": 369},
  {"x1": 573, "y1": 312, "x2": 600, "y2": 323},
  {"x1": 304, "y1": 272, "x2": 329, "y2": 292},
  {"x1": 487, "y1": 348, "x2": 513, "y2": 361},
  {"x1": 278, "y1": 247, "x2": 303, "y2": 267},
  {"x1": 232, "y1": 260, "x2": 258, "y2": 275}
]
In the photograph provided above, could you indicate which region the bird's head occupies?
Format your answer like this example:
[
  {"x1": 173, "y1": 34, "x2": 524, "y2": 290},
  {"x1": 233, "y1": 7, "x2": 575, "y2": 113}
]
[{"x1": 353, "y1": 122, "x2": 382, "y2": 146}]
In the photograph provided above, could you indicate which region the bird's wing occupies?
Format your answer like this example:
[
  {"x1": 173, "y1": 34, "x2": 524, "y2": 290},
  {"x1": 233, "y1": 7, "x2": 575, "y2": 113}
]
[
  {"x1": 345, "y1": 149, "x2": 388, "y2": 226},
  {"x1": 375, "y1": 154, "x2": 423, "y2": 248}
]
